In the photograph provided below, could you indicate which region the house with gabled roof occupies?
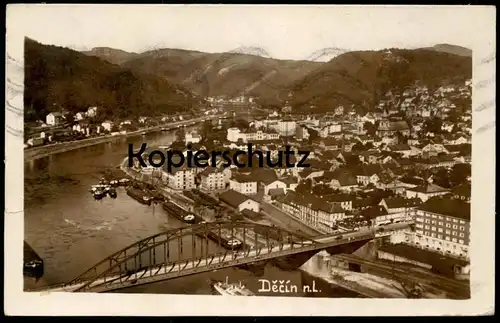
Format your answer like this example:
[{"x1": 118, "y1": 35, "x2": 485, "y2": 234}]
[
  {"x1": 354, "y1": 164, "x2": 384, "y2": 186},
  {"x1": 379, "y1": 197, "x2": 422, "y2": 214},
  {"x1": 229, "y1": 173, "x2": 258, "y2": 195},
  {"x1": 405, "y1": 183, "x2": 449, "y2": 202},
  {"x1": 219, "y1": 189, "x2": 260, "y2": 213},
  {"x1": 276, "y1": 192, "x2": 345, "y2": 233}
]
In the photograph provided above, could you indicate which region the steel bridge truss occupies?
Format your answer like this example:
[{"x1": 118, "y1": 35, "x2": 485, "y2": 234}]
[{"x1": 65, "y1": 221, "x2": 320, "y2": 293}]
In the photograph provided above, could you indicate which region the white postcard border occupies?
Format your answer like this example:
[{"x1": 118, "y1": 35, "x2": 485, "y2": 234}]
[{"x1": 4, "y1": 4, "x2": 496, "y2": 316}]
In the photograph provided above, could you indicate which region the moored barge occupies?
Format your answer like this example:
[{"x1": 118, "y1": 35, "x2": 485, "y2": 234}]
[
  {"x1": 24, "y1": 241, "x2": 44, "y2": 279},
  {"x1": 126, "y1": 187, "x2": 153, "y2": 205},
  {"x1": 162, "y1": 201, "x2": 200, "y2": 224}
]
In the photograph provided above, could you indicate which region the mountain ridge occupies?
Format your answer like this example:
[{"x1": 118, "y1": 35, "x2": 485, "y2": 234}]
[
  {"x1": 24, "y1": 38, "x2": 201, "y2": 122},
  {"x1": 25, "y1": 38, "x2": 471, "y2": 120},
  {"x1": 79, "y1": 43, "x2": 472, "y2": 112}
]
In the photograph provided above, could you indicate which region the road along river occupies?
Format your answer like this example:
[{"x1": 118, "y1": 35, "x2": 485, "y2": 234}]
[{"x1": 24, "y1": 128, "x2": 361, "y2": 297}]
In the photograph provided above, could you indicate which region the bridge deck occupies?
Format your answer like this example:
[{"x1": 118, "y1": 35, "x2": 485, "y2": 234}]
[
  {"x1": 29, "y1": 233, "x2": 375, "y2": 293},
  {"x1": 29, "y1": 223, "x2": 411, "y2": 293}
]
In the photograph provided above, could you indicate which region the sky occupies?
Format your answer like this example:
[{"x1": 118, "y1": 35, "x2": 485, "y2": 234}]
[{"x1": 7, "y1": 5, "x2": 494, "y2": 61}]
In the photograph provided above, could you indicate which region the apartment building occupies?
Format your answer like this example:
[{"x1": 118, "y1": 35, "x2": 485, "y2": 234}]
[
  {"x1": 229, "y1": 173, "x2": 258, "y2": 195},
  {"x1": 277, "y1": 192, "x2": 345, "y2": 233},
  {"x1": 411, "y1": 196, "x2": 470, "y2": 259},
  {"x1": 199, "y1": 167, "x2": 226, "y2": 191}
]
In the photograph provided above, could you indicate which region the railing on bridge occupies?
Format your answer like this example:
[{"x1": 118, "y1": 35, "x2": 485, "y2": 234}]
[
  {"x1": 30, "y1": 221, "x2": 381, "y2": 293},
  {"x1": 50, "y1": 222, "x2": 323, "y2": 293}
]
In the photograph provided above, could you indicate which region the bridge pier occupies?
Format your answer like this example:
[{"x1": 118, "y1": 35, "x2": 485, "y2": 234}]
[
  {"x1": 271, "y1": 250, "x2": 319, "y2": 271},
  {"x1": 324, "y1": 239, "x2": 371, "y2": 256}
]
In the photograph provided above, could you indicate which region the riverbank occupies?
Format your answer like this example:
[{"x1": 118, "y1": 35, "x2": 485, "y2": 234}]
[{"x1": 24, "y1": 115, "x2": 221, "y2": 162}]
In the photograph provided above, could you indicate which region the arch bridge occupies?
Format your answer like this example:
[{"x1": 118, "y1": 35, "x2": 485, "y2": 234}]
[{"x1": 35, "y1": 221, "x2": 378, "y2": 293}]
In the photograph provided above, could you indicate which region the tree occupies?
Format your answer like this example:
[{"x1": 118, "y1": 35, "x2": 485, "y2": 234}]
[
  {"x1": 432, "y1": 168, "x2": 451, "y2": 188},
  {"x1": 423, "y1": 116, "x2": 443, "y2": 134},
  {"x1": 230, "y1": 118, "x2": 249, "y2": 129},
  {"x1": 363, "y1": 121, "x2": 377, "y2": 136},
  {"x1": 312, "y1": 184, "x2": 335, "y2": 196},
  {"x1": 449, "y1": 163, "x2": 471, "y2": 187},
  {"x1": 351, "y1": 142, "x2": 365, "y2": 153},
  {"x1": 345, "y1": 154, "x2": 361, "y2": 166},
  {"x1": 110, "y1": 124, "x2": 119, "y2": 133},
  {"x1": 295, "y1": 179, "x2": 313, "y2": 195},
  {"x1": 200, "y1": 120, "x2": 212, "y2": 140},
  {"x1": 175, "y1": 127, "x2": 186, "y2": 142}
]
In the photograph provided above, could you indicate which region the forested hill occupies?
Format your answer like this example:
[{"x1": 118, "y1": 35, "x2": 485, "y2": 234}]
[
  {"x1": 24, "y1": 38, "x2": 201, "y2": 122},
  {"x1": 283, "y1": 48, "x2": 472, "y2": 113}
]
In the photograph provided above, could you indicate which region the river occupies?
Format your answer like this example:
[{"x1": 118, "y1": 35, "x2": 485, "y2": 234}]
[{"x1": 24, "y1": 127, "x2": 361, "y2": 297}]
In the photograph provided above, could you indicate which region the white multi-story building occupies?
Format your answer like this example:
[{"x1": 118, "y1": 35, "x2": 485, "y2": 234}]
[
  {"x1": 185, "y1": 132, "x2": 202, "y2": 144},
  {"x1": 161, "y1": 155, "x2": 197, "y2": 191},
  {"x1": 410, "y1": 196, "x2": 470, "y2": 260},
  {"x1": 199, "y1": 167, "x2": 226, "y2": 191},
  {"x1": 229, "y1": 173, "x2": 258, "y2": 195},
  {"x1": 226, "y1": 128, "x2": 280, "y2": 143}
]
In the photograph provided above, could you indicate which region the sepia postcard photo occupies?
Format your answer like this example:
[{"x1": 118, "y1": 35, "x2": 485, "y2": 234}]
[{"x1": 5, "y1": 4, "x2": 496, "y2": 316}]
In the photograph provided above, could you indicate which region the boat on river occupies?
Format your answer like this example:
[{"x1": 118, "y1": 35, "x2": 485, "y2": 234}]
[
  {"x1": 93, "y1": 189, "x2": 106, "y2": 200},
  {"x1": 126, "y1": 187, "x2": 153, "y2": 205},
  {"x1": 162, "y1": 201, "x2": 198, "y2": 224},
  {"x1": 119, "y1": 178, "x2": 130, "y2": 186},
  {"x1": 107, "y1": 188, "x2": 118, "y2": 198},
  {"x1": 210, "y1": 277, "x2": 254, "y2": 296},
  {"x1": 24, "y1": 241, "x2": 44, "y2": 279}
]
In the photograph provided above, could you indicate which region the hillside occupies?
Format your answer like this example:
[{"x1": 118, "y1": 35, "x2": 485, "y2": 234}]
[
  {"x1": 285, "y1": 48, "x2": 472, "y2": 113},
  {"x1": 24, "y1": 38, "x2": 200, "y2": 122},
  {"x1": 80, "y1": 47, "x2": 140, "y2": 65},
  {"x1": 420, "y1": 44, "x2": 472, "y2": 57},
  {"x1": 84, "y1": 47, "x2": 323, "y2": 105}
]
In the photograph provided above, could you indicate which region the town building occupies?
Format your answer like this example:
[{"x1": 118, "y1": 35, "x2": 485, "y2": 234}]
[
  {"x1": 405, "y1": 184, "x2": 449, "y2": 202},
  {"x1": 101, "y1": 121, "x2": 114, "y2": 132},
  {"x1": 185, "y1": 132, "x2": 202, "y2": 144},
  {"x1": 229, "y1": 173, "x2": 258, "y2": 195},
  {"x1": 87, "y1": 106, "x2": 98, "y2": 117},
  {"x1": 46, "y1": 112, "x2": 64, "y2": 126},
  {"x1": 161, "y1": 155, "x2": 196, "y2": 191},
  {"x1": 376, "y1": 113, "x2": 410, "y2": 137},
  {"x1": 199, "y1": 167, "x2": 226, "y2": 191},
  {"x1": 276, "y1": 192, "x2": 346, "y2": 233},
  {"x1": 411, "y1": 196, "x2": 470, "y2": 259},
  {"x1": 219, "y1": 189, "x2": 260, "y2": 213}
]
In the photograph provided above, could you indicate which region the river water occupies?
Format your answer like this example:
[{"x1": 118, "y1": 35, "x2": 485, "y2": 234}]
[{"x1": 24, "y1": 128, "x2": 360, "y2": 297}]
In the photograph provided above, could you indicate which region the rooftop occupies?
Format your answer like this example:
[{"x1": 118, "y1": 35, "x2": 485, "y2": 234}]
[
  {"x1": 219, "y1": 189, "x2": 255, "y2": 208},
  {"x1": 417, "y1": 196, "x2": 470, "y2": 221},
  {"x1": 382, "y1": 197, "x2": 422, "y2": 209},
  {"x1": 451, "y1": 183, "x2": 471, "y2": 198},
  {"x1": 409, "y1": 183, "x2": 449, "y2": 194}
]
